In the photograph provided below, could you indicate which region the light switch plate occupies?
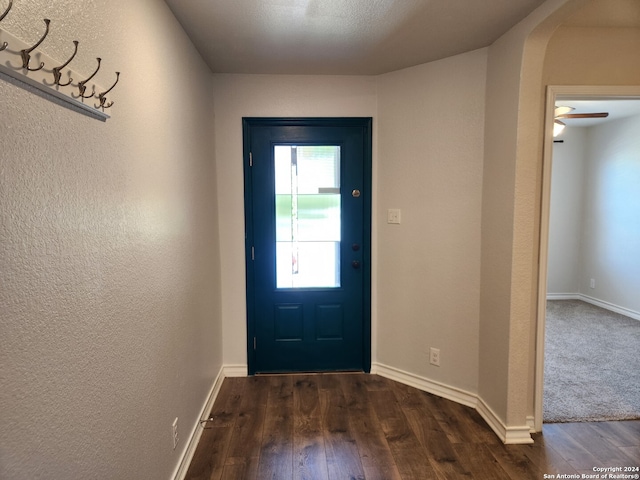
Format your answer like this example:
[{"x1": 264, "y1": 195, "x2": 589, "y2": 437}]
[{"x1": 387, "y1": 209, "x2": 401, "y2": 224}]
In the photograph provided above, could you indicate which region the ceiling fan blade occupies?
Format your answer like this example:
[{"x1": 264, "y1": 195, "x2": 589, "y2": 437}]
[
  {"x1": 556, "y1": 112, "x2": 609, "y2": 119},
  {"x1": 553, "y1": 119, "x2": 566, "y2": 137}
]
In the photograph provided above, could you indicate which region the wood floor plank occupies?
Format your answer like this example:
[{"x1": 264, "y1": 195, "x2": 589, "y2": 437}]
[
  {"x1": 391, "y1": 380, "x2": 481, "y2": 444},
  {"x1": 452, "y1": 443, "x2": 511, "y2": 480},
  {"x1": 428, "y1": 393, "x2": 492, "y2": 445},
  {"x1": 184, "y1": 377, "x2": 245, "y2": 480},
  {"x1": 387, "y1": 378, "x2": 424, "y2": 408},
  {"x1": 369, "y1": 389, "x2": 438, "y2": 479},
  {"x1": 185, "y1": 374, "x2": 640, "y2": 480},
  {"x1": 417, "y1": 391, "x2": 466, "y2": 445},
  {"x1": 293, "y1": 375, "x2": 329, "y2": 480},
  {"x1": 256, "y1": 376, "x2": 294, "y2": 479},
  {"x1": 321, "y1": 385, "x2": 366, "y2": 480},
  {"x1": 363, "y1": 464, "x2": 403, "y2": 479},
  {"x1": 520, "y1": 435, "x2": 580, "y2": 475},
  {"x1": 542, "y1": 423, "x2": 606, "y2": 472},
  {"x1": 386, "y1": 378, "x2": 470, "y2": 479},
  {"x1": 585, "y1": 420, "x2": 640, "y2": 447},
  {"x1": 402, "y1": 400, "x2": 471, "y2": 478},
  {"x1": 361, "y1": 373, "x2": 392, "y2": 392},
  {"x1": 294, "y1": 433, "x2": 328, "y2": 480},
  {"x1": 338, "y1": 374, "x2": 397, "y2": 469},
  {"x1": 183, "y1": 426, "x2": 233, "y2": 480},
  {"x1": 318, "y1": 372, "x2": 342, "y2": 391},
  {"x1": 489, "y1": 445, "x2": 545, "y2": 480},
  {"x1": 565, "y1": 423, "x2": 639, "y2": 468},
  {"x1": 226, "y1": 375, "x2": 270, "y2": 462},
  {"x1": 619, "y1": 445, "x2": 640, "y2": 464},
  {"x1": 294, "y1": 375, "x2": 323, "y2": 420},
  {"x1": 220, "y1": 457, "x2": 259, "y2": 480},
  {"x1": 203, "y1": 377, "x2": 245, "y2": 427},
  {"x1": 464, "y1": 408, "x2": 505, "y2": 446}
]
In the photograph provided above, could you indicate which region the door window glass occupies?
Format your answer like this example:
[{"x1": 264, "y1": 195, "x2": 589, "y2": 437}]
[{"x1": 274, "y1": 145, "x2": 341, "y2": 288}]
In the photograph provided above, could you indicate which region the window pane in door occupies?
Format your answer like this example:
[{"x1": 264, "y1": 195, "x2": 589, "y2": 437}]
[{"x1": 274, "y1": 145, "x2": 341, "y2": 288}]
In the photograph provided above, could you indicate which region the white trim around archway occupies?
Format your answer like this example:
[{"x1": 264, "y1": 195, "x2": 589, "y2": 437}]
[{"x1": 534, "y1": 84, "x2": 640, "y2": 432}]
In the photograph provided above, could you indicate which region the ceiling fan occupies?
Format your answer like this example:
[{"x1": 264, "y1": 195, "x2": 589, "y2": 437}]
[{"x1": 553, "y1": 106, "x2": 609, "y2": 137}]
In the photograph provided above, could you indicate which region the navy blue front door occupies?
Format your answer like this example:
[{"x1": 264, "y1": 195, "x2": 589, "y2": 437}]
[{"x1": 243, "y1": 118, "x2": 371, "y2": 374}]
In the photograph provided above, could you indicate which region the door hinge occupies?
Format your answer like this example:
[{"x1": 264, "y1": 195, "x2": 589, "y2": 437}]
[
  {"x1": 253, "y1": 337, "x2": 256, "y2": 350},
  {"x1": 251, "y1": 246, "x2": 255, "y2": 260},
  {"x1": 249, "y1": 152, "x2": 253, "y2": 167}
]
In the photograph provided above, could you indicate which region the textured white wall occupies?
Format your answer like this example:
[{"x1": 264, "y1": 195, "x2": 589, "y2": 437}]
[
  {"x1": 547, "y1": 117, "x2": 640, "y2": 313},
  {"x1": 376, "y1": 49, "x2": 487, "y2": 393},
  {"x1": 547, "y1": 127, "x2": 587, "y2": 294},
  {"x1": 0, "y1": 1, "x2": 222, "y2": 479},
  {"x1": 212, "y1": 57, "x2": 486, "y2": 397},
  {"x1": 580, "y1": 115, "x2": 640, "y2": 313},
  {"x1": 543, "y1": 25, "x2": 640, "y2": 86},
  {"x1": 211, "y1": 74, "x2": 378, "y2": 367},
  {"x1": 479, "y1": 0, "x2": 584, "y2": 429}
]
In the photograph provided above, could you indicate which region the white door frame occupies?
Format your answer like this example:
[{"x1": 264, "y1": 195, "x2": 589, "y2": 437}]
[{"x1": 534, "y1": 85, "x2": 640, "y2": 432}]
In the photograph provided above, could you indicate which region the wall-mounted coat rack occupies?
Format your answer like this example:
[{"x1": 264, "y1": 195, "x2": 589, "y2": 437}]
[{"x1": 0, "y1": 1, "x2": 120, "y2": 122}]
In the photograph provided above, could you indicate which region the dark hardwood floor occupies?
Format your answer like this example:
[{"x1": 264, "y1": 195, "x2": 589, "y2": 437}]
[{"x1": 185, "y1": 373, "x2": 640, "y2": 479}]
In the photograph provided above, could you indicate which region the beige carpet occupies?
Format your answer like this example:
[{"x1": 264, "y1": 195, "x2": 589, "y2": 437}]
[{"x1": 544, "y1": 300, "x2": 640, "y2": 423}]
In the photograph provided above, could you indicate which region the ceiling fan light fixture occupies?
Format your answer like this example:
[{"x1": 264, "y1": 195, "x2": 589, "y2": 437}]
[
  {"x1": 553, "y1": 119, "x2": 566, "y2": 137},
  {"x1": 555, "y1": 106, "x2": 574, "y2": 117}
]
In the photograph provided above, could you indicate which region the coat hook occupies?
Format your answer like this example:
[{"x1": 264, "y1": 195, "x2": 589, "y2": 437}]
[
  {"x1": 95, "y1": 72, "x2": 120, "y2": 110},
  {"x1": 52, "y1": 40, "x2": 79, "y2": 87},
  {"x1": 76, "y1": 57, "x2": 101, "y2": 99},
  {"x1": 0, "y1": 1, "x2": 11, "y2": 21},
  {"x1": 20, "y1": 18, "x2": 50, "y2": 71},
  {"x1": 0, "y1": 1, "x2": 14, "y2": 51}
]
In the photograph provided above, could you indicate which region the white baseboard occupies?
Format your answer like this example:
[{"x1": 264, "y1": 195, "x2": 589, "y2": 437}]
[
  {"x1": 546, "y1": 293, "x2": 580, "y2": 301},
  {"x1": 371, "y1": 362, "x2": 477, "y2": 408},
  {"x1": 579, "y1": 294, "x2": 640, "y2": 321},
  {"x1": 526, "y1": 415, "x2": 536, "y2": 433},
  {"x1": 547, "y1": 293, "x2": 640, "y2": 321},
  {"x1": 172, "y1": 366, "x2": 227, "y2": 480},
  {"x1": 222, "y1": 364, "x2": 249, "y2": 377},
  {"x1": 475, "y1": 398, "x2": 534, "y2": 444},
  {"x1": 371, "y1": 362, "x2": 533, "y2": 444}
]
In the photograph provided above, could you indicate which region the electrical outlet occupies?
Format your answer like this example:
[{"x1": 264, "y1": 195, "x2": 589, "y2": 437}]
[
  {"x1": 590, "y1": 278, "x2": 596, "y2": 289},
  {"x1": 172, "y1": 417, "x2": 179, "y2": 450},
  {"x1": 429, "y1": 347, "x2": 440, "y2": 367}
]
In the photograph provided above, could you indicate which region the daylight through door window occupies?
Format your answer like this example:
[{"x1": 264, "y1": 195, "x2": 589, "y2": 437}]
[{"x1": 274, "y1": 145, "x2": 341, "y2": 288}]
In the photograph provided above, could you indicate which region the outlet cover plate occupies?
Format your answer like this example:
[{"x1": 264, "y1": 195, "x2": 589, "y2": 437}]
[{"x1": 429, "y1": 347, "x2": 440, "y2": 366}]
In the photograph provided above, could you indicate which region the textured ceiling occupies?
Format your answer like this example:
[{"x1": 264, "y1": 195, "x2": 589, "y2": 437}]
[{"x1": 163, "y1": 0, "x2": 548, "y2": 75}]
